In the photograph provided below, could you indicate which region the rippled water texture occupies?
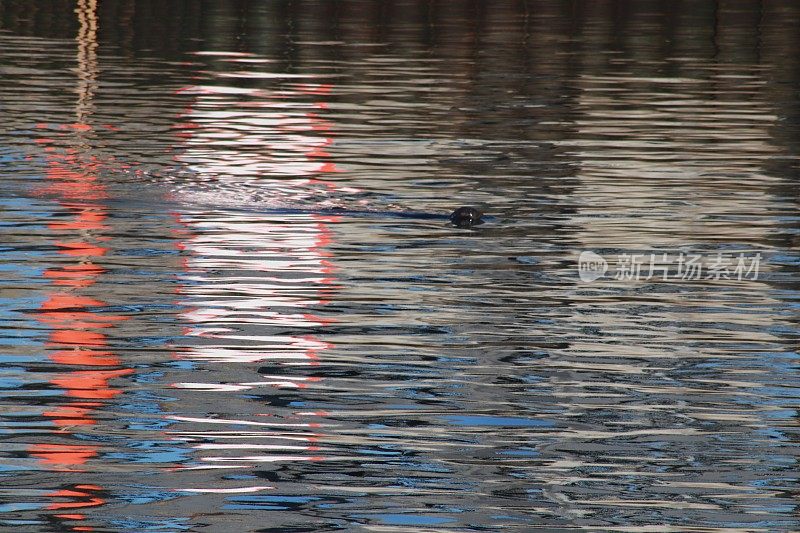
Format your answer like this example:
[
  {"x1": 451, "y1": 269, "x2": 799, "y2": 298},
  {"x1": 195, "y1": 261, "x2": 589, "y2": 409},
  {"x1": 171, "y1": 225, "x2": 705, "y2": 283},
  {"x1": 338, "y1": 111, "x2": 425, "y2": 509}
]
[{"x1": 1, "y1": 1, "x2": 799, "y2": 531}]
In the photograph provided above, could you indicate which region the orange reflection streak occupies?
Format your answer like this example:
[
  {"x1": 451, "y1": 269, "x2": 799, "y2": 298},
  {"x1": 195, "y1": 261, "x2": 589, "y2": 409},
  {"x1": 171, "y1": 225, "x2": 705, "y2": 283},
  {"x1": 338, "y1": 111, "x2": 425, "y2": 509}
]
[
  {"x1": 44, "y1": 485, "x2": 106, "y2": 519},
  {"x1": 32, "y1": 125, "x2": 131, "y2": 445},
  {"x1": 23, "y1": 1, "x2": 116, "y2": 529},
  {"x1": 169, "y1": 75, "x2": 341, "y2": 478},
  {"x1": 30, "y1": 445, "x2": 99, "y2": 467},
  {"x1": 32, "y1": 136, "x2": 132, "y2": 442},
  {"x1": 43, "y1": 264, "x2": 107, "y2": 288},
  {"x1": 48, "y1": 205, "x2": 108, "y2": 231},
  {"x1": 43, "y1": 404, "x2": 102, "y2": 426}
]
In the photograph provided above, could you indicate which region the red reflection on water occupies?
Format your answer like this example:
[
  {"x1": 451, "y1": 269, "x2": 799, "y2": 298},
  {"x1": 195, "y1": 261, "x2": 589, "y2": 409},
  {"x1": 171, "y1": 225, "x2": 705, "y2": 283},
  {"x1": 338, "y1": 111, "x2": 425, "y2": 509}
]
[
  {"x1": 42, "y1": 404, "x2": 101, "y2": 426},
  {"x1": 22, "y1": 1, "x2": 116, "y2": 529},
  {"x1": 28, "y1": 130, "x2": 127, "y2": 527},
  {"x1": 30, "y1": 445, "x2": 99, "y2": 467},
  {"x1": 33, "y1": 136, "x2": 132, "y2": 438},
  {"x1": 43, "y1": 264, "x2": 106, "y2": 288},
  {"x1": 45, "y1": 484, "x2": 106, "y2": 530},
  {"x1": 48, "y1": 205, "x2": 108, "y2": 232}
]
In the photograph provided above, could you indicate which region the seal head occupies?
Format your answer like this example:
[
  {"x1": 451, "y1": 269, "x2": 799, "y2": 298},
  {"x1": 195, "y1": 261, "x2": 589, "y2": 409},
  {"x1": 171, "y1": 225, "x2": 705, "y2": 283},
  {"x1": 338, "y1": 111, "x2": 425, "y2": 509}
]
[{"x1": 450, "y1": 206, "x2": 484, "y2": 228}]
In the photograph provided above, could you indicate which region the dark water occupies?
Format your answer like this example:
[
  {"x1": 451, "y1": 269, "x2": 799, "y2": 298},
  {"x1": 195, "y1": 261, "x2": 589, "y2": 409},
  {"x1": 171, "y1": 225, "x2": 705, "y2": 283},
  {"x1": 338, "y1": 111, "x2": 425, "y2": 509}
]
[{"x1": 1, "y1": 1, "x2": 799, "y2": 531}]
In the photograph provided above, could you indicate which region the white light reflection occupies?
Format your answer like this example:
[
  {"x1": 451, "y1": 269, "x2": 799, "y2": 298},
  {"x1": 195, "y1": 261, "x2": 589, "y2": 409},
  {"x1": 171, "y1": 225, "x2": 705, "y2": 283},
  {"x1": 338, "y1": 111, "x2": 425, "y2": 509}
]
[
  {"x1": 179, "y1": 486, "x2": 273, "y2": 493},
  {"x1": 169, "y1": 66, "x2": 341, "y2": 475}
]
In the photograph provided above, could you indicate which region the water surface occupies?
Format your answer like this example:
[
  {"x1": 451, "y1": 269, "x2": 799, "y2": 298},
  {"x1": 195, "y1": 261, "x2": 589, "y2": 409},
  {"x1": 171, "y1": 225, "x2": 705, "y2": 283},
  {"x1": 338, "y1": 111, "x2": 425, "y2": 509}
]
[{"x1": 1, "y1": 1, "x2": 799, "y2": 531}]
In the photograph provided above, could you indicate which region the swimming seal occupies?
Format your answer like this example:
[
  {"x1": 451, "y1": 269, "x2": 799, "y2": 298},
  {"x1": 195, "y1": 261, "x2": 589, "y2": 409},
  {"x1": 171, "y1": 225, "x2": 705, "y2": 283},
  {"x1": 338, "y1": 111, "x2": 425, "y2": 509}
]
[{"x1": 450, "y1": 206, "x2": 484, "y2": 228}]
